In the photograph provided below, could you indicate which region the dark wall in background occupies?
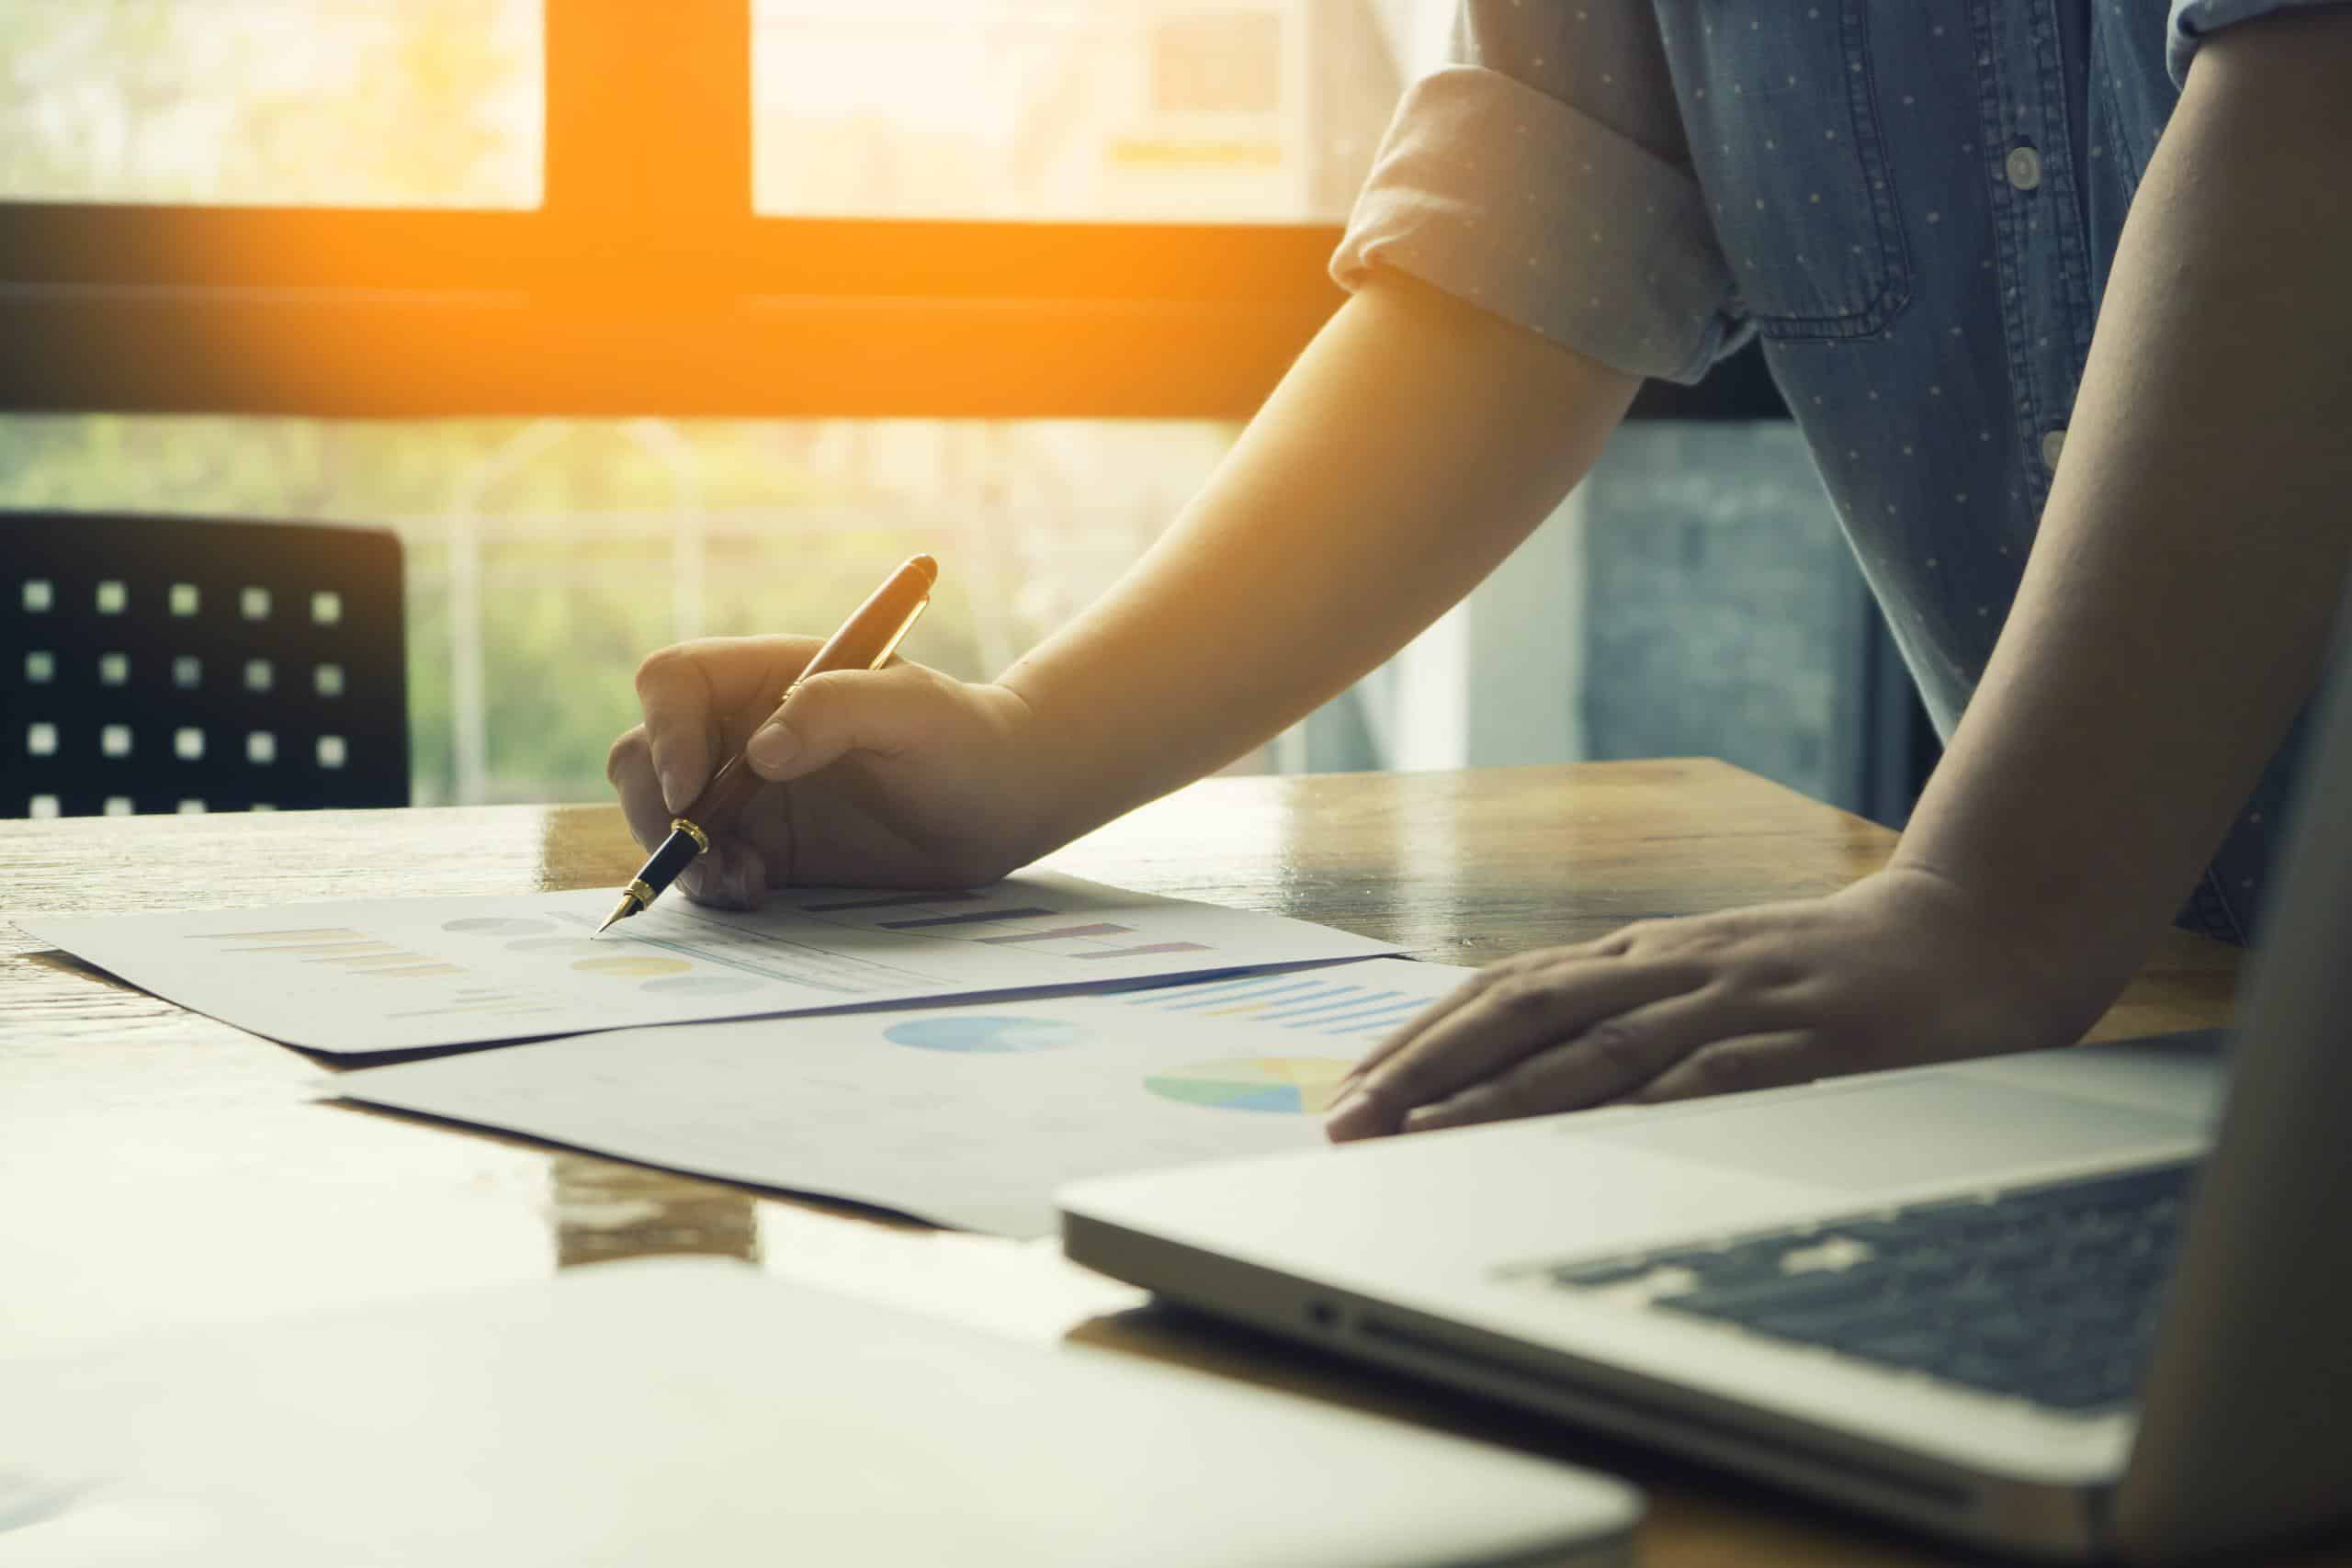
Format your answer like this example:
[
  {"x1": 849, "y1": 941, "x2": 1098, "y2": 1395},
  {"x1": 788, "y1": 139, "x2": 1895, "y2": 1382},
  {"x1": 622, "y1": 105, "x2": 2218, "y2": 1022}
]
[{"x1": 1580, "y1": 419, "x2": 1935, "y2": 829}]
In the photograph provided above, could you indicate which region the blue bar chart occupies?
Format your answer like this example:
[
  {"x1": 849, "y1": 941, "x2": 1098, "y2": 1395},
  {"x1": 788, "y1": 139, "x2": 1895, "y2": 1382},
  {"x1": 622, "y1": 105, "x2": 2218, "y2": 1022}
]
[{"x1": 1118, "y1": 964, "x2": 1455, "y2": 1044}]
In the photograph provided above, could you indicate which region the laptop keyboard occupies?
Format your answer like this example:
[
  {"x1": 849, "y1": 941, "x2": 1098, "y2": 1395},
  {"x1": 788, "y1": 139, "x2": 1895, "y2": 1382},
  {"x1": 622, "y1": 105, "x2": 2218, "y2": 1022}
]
[{"x1": 1543, "y1": 1164, "x2": 2197, "y2": 1412}]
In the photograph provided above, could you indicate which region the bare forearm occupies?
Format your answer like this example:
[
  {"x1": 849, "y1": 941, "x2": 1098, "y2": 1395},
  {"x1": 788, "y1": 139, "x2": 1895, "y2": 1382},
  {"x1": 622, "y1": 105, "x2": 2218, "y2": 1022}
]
[
  {"x1": 1893, "y1": 13, "x2": 2352, "y2": 1019},
  {"x1": 1001, "y1": 269, "x2": 1637, "y2": 856}
]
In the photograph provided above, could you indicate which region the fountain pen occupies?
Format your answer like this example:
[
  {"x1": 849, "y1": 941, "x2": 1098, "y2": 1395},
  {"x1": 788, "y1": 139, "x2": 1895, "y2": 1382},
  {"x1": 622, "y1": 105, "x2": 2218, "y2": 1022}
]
[{"x1": 595, "y1": 553, "x2": 938, "y2": 935}]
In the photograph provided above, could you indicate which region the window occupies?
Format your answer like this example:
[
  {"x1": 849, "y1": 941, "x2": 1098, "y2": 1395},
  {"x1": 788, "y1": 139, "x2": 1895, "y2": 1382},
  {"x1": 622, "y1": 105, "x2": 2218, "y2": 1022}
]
[
  {"x1": 751, "y1": 1, "x2": 1407, "y2": 222},
  {"x1": 3, "y1": 6, "x2": 1537, "y2": 812},
  {"x1": 0, "y1": 1, "x2": 543, "y2": 208},
  {"x1": 0, "y1": 3, "x2": 1450, "y2": 417},
  {"x1": 1, "y1": 5, "x2": 1453, "y2": 804},
  {"x1": 3, "y1": 413, "x2": 1235, "y2": 804}
]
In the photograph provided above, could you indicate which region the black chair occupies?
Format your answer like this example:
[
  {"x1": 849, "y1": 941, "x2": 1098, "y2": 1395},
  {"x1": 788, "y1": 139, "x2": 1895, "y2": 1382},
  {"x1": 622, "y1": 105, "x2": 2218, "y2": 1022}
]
[{"x1": 3, "y1": 513, "x2": 409, "y2": 817}]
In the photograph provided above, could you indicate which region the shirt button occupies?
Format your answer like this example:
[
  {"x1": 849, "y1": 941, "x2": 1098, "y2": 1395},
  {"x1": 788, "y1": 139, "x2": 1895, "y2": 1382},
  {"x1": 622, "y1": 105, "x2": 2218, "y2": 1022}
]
[
  {"x1": 2041, "y1": 427, "x2": 2067, "y2": 468},
  {"x1": 2006, "y1": 145, "x2": 2044, "y2": 192}
]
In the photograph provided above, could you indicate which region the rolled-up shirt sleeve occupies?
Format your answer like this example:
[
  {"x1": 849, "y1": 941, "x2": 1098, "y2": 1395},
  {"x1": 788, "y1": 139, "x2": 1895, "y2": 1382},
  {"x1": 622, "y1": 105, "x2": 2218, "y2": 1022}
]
[
  {"x1": 1330, "y1": 0, "x2": 1743, "y2": 385},
  {"x1": 2168, "y1": 0, "x2": 2352, "y2": 82}
]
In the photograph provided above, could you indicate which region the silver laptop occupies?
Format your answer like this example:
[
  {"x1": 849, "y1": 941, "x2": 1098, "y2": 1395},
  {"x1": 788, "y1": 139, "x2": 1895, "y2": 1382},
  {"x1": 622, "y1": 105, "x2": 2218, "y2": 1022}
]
[{"x1": 1062, "y1": 644, "x2": 2352, "y2": 1562}]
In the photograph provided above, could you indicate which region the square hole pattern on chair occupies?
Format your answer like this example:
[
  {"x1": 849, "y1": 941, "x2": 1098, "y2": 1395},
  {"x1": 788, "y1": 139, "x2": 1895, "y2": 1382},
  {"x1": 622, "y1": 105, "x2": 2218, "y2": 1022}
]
[{"x1": 5, "y1": 517, "x2": 408, "y2": 817}]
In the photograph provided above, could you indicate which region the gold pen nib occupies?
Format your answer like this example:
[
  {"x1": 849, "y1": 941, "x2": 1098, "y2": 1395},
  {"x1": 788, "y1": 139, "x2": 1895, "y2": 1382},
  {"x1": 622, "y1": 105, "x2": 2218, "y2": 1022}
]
[{"x1": 595, "y1": 893, "x2": 640, "y2": 937}]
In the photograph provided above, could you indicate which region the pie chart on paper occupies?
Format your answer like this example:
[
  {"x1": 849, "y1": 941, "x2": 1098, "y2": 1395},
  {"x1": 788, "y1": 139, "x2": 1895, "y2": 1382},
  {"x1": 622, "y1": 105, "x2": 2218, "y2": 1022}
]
[
  {"x1": 884, "y1": 1016, "x2": 1088, "y2": 1054},
  {"x1": 1145, "y1": 1057, "x2": 1352, "y2": 1114}
]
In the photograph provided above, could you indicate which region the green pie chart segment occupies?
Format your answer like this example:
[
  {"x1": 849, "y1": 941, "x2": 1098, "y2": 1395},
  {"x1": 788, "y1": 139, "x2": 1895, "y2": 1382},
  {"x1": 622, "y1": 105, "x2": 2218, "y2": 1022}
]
[{"x1": 1145, "y1": 1057, "x2": 1352, "y2": 1114}]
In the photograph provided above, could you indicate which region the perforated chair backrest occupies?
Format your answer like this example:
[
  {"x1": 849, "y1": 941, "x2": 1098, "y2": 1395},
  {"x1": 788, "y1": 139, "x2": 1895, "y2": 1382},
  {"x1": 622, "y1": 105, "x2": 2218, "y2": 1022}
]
[{"x1": 3, "y1": 513, "x2": 409, "y2": 817}]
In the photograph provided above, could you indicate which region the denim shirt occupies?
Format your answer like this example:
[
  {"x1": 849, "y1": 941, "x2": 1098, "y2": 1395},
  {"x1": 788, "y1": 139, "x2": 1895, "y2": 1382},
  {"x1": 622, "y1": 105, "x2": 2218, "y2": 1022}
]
[{"x1": 1334, "y1": 0, "x2": 2338, "y2": 943}]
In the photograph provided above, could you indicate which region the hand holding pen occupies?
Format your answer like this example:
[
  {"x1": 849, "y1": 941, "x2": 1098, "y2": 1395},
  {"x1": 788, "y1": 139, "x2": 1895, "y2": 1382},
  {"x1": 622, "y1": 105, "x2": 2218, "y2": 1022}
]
[
  {"x1": 602, "y1": 556, "x2": 1046, "y2": 921},
  {"x1": 599, "y1": 555, "x2": 939, "y2": 931}
]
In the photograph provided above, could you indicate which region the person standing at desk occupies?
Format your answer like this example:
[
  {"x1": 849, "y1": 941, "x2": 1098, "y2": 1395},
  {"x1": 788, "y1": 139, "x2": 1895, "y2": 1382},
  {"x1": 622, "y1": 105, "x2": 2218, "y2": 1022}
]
[{"x1": 608, "y1": 2, "x2": 2352, "y2": 1140}]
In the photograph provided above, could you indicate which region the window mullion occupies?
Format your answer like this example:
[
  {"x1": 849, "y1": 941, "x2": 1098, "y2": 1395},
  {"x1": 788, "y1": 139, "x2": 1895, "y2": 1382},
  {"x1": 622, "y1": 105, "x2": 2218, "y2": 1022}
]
[{"x1": 545, "y1": 0, "x2": 751, "y2": 294}]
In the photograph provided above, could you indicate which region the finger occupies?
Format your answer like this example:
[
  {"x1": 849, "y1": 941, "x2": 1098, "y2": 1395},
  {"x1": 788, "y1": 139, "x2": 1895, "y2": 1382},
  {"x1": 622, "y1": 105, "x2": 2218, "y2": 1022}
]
[
  {"x1": 635, "y1": 637, "x2": 820, "y2": 812},
  {"x1": 675, "y1": 839, "x2": 773, "y2": 910},
  {"x1": 743, "y1": 662, "x2": 944, "y2": 784},
  {"x1": 1616, "y1": 1031, "x2": 1823, "y2": 1106},
  {"x1": 1393, "y1": 992, "x2": 1795, "y2": 1135},
  {"x1": 605, "y1": 727, "x2": 677, "y2": 853},
  {"x1": 1336, "y1": 924, "x2": 1659, "y2": 1090},
  {"x1": 1337, "y1": 955, "x2": 1550, "y2": 1089},
  {"x1": 1324, "y1": 958, "x2": 1703, "y2": 1142},
  {"x1": 605, "y1": 728, "x2": 738, "y2": 906}
]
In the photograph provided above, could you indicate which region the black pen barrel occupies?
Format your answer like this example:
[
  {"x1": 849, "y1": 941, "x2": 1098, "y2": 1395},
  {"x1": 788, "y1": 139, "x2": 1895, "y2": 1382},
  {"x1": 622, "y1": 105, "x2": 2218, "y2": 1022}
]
[{"x1": 631, "y1": 827, "x2": 705, "y2": 906}]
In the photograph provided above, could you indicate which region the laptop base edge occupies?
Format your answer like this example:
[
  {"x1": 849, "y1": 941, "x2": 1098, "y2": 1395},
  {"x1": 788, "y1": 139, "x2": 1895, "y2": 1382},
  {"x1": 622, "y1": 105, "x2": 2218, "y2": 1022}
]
[{"x1": 1063, "y1": 1210, "x2": 2111, "y2": 1563}]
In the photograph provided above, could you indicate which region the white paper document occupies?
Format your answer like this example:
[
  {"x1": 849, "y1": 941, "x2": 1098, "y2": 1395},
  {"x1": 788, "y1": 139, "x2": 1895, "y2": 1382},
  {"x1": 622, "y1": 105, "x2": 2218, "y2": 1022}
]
[
  {"x1": 335, "y1": 957, "x2": 1477, "y2": 1236},
  {"x1": 21, "y1": 873, "x2": 1399, "y2": 1054},
  {"x1": 0, "y1": 1258, "x2": 1634, "y2": 1567}
]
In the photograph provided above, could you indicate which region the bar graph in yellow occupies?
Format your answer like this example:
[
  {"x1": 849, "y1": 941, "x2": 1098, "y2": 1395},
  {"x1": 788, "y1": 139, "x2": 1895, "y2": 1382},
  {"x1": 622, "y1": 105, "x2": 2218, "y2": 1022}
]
[
  {"x1": 194, "y1": 927, "x2": 469, "y2": 983},
  {"x1": 572, "y1": 954, "x2": 694, "y2": 980}
]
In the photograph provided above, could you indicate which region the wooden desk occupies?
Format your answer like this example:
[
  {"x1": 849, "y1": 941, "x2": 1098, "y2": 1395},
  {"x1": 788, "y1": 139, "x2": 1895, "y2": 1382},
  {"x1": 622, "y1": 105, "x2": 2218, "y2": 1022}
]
[{"x1": 4, "y1": 759, "x2": 2316, "y2": 1565}]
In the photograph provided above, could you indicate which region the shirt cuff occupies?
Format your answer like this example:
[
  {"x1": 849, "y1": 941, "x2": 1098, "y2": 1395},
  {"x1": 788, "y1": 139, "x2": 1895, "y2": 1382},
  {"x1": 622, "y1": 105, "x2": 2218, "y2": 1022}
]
[
  {"x1": 1330, "y1": 64, "x2": 1741, "y2": 387},
  {"x1": 2168, "y1": 0, "x2": 2352, "y2": 84}
]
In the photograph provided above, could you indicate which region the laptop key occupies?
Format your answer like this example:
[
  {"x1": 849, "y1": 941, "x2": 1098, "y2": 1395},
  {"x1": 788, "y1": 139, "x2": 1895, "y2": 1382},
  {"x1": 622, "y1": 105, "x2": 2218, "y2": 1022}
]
[
  {"x1": 1775, "y1": 1305, "x2": 1946, "y2": 1353},
  {"x1": 1654, "y1": 1271, "x2": 1892, "y2": 1324},
  {"x1": 1922, "y1": 1277, "x2": 2011, "y2": 1318},
  {"x1": 1883, "y1": 1200, "x2": 2010, "y2": 1237},
  {"x1": 1973, "y1": 1233, "x2": 2059, "y2": 1273},
  {"x1": 1649, "y1": 1237, "x2": 1818, "y2": 1283},
  {"x1": 1931, "y1": 1350, "x2": 2037, "y2": 1400},
  {"x1": 1549, "y1": 1258, "x2": 1659, "y2": 1289},
  {"x1": 1957, "y1": 1311, "x2": 2041, "y2": 1355},
  {"x1": 1819, "y1": 1218, "x2": 1915, "y2": 1249},
  {"x1": 1883, "y1": 1250, "x2": 1972, "y2": 1291}
]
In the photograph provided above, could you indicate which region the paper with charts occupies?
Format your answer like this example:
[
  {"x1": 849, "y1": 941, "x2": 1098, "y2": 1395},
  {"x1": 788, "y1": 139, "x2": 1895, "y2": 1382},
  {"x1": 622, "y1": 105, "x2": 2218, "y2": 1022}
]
[
  {"x1": 21, "y1": 872, "x2": 1399, "y2": 1054},
  {"x1": 335, "y1": 957, "x2": 1476, "y2": 1236}
]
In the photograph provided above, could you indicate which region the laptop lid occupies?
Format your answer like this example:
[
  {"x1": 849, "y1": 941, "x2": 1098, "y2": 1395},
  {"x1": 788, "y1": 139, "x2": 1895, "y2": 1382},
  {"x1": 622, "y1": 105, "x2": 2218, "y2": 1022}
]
[{"x1": 2115, "y1": 624, "x2": 2352, "y2": 1559}]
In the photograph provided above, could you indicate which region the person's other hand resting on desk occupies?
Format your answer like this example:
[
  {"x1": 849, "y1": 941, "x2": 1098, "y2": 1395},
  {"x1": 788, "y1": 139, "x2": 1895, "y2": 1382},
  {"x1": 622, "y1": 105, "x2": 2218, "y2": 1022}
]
[{"x1": 609, "y1": 6, "x2": 2352, "y2": 1143}]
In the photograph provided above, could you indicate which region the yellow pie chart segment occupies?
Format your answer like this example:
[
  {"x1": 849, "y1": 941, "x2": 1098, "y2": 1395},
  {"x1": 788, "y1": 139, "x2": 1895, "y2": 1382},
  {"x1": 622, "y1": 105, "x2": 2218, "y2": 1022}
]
[
  {"x1": 1145, "y1": 1056, "x2": 1352, "y2": 1114},
  {"x1": 571, "y1": 954, "x2": 694, "y2": 979}
]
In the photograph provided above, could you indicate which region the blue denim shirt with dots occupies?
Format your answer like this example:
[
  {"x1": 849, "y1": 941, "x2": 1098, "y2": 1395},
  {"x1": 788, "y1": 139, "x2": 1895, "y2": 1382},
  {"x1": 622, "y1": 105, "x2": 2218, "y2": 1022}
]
[{"x1": 1335, "y1": 0, "x2": 2340, "y2": 943}]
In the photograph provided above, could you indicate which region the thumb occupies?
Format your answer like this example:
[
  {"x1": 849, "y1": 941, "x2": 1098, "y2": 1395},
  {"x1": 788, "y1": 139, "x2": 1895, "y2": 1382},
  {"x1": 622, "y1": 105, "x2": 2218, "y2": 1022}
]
[{"x1": 742, "y1": 664, "x2": 945, "y2": 783}]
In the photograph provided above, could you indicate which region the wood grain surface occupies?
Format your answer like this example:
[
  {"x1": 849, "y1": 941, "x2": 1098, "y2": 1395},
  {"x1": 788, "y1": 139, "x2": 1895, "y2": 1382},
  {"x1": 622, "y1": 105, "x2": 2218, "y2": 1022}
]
[{"x1": 6, "y1": 758, "x2": 2323, "y2": 1564}]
